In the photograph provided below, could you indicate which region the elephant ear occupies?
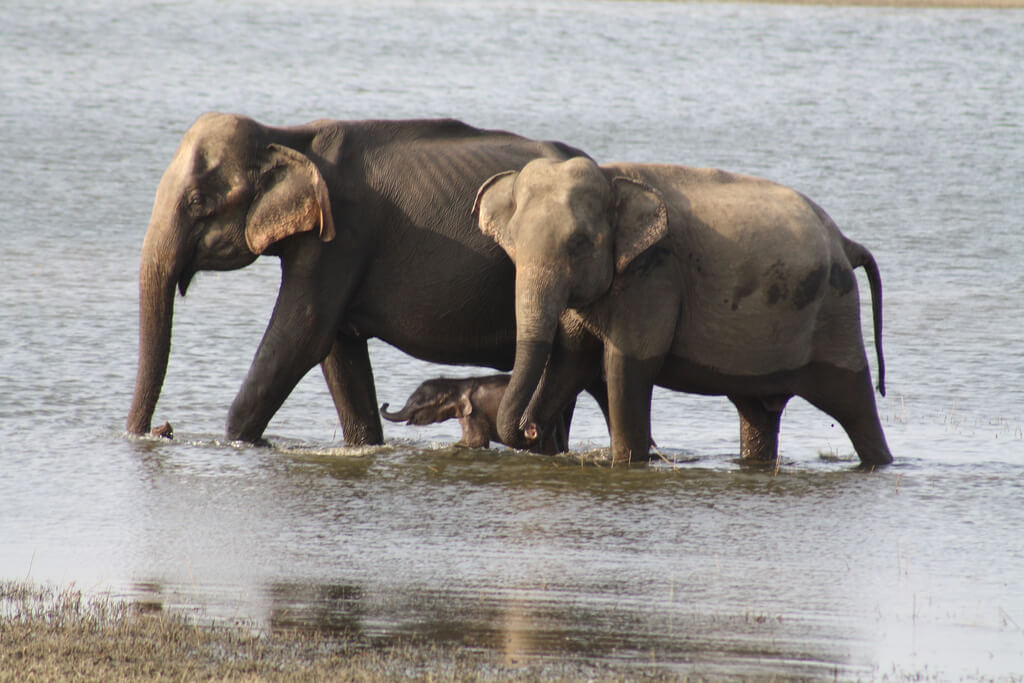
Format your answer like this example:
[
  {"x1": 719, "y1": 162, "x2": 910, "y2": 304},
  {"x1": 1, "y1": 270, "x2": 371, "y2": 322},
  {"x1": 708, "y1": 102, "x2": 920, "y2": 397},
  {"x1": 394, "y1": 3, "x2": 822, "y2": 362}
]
[
  {"x1": 456, "y1": 390, "x2": 474, "y2": 418},
  {"x1": 611, "y1": 176, "x2": 668, "y2": 274},
  {"x1": 245, "y1": 144, "x2": 336, "y2": 255},
  {"x1": 472, "y1": 170, "x2": 518, "y2": 261}
]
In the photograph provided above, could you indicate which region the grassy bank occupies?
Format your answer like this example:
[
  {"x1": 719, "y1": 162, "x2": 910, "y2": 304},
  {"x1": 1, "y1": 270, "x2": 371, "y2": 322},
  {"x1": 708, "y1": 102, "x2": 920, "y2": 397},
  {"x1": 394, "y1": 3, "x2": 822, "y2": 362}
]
[{"x1": 0, "y1": 581, "x2": 675, "y2": 682}]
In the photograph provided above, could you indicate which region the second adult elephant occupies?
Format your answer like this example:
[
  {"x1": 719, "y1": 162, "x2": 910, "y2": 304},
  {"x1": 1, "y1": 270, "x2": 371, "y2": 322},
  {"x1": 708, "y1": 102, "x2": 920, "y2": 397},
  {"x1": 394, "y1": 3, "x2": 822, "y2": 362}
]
[
  {"x1": 125, "y1": 113, "x2": 588, "y2": 445},
  {"x1": 473, "y1": 157, "x2": 893, "y2": 467}
]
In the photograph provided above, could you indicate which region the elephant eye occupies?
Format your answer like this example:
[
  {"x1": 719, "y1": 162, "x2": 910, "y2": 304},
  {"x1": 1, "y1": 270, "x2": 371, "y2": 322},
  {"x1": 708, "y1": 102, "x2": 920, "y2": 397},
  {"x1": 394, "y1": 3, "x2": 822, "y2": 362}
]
[{"x1": 186, "y1": 190, "x2": 214, "y2": 217}]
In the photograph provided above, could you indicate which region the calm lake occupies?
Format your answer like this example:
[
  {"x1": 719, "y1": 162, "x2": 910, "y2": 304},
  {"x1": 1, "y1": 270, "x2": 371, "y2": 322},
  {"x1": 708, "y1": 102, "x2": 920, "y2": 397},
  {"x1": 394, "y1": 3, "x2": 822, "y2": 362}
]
[{"x1": 1, "y1": 0, "x2": 1022, "y2": 678}]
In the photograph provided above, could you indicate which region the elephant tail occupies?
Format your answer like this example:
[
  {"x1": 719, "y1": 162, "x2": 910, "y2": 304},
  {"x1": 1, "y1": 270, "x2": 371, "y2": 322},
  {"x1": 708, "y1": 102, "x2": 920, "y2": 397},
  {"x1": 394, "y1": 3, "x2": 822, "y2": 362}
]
[{"x1": 843, "y1": 237, "x2": 886, "y2": 397}]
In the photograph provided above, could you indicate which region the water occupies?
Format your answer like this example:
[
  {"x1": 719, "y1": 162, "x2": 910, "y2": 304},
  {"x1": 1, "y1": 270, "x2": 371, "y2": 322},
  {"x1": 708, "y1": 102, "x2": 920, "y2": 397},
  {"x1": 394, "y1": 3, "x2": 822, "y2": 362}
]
[{"x1": 2, "y1": 0, "x2": 1023, "y2": 677}]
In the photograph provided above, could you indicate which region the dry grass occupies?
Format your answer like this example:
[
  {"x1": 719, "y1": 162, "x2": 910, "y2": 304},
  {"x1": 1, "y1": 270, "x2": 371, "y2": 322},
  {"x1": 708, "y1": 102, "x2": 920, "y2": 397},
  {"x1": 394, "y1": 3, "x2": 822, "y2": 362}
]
[{"x1": 0, "y1": 581, "x2": 675, "y2": 682}]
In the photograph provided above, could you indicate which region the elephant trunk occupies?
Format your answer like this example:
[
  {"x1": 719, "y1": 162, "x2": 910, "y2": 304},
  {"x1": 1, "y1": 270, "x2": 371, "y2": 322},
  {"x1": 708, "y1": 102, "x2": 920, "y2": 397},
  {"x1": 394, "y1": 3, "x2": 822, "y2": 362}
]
[
  {"x1": 125, "y1": 222, "x2": 185, "y2": 435},
  {"x1": 496, "y1": 339, "x2": 553, "y2": 446},
  {"x1": 496, "y1": 272, "x2": 565, "y2": 447},
  {"x1": 380, "y1": 403, "x2": 414, "y2": 423}
]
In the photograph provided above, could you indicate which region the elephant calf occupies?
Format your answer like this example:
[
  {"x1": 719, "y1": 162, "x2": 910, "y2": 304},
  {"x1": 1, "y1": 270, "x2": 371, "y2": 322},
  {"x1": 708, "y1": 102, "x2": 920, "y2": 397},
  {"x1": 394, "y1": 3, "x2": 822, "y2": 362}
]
[
  {"x1": 474, "y1": 157, "x2": 893, "y2": 467},
  {"x1": 381, "y1": 375, "x2": 567, "y2": 451}
]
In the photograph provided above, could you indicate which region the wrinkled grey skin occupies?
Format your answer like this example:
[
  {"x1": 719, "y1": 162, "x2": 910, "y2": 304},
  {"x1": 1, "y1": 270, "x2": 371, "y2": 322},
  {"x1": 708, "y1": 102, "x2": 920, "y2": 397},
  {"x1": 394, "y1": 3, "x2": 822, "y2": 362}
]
[
  {"x1": 381, "y1": 374, "x2": 567, "y2": 451},
  {"x1": 474, "y1": 157, "x2": 892, "y2": 467},
  {"x1": 126, "y1": 113, "x2": 588, "y2": 445}
]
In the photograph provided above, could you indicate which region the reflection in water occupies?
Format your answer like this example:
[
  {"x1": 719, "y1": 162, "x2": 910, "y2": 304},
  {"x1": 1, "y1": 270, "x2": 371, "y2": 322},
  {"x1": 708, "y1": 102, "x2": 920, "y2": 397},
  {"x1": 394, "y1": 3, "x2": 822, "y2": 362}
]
[
  {"x1": 121, "y1": 445, "x2": 896, "y2": 678},
  {"x1": 267, "y1": 582, "x2": 364, "y2": 637},
  {"x1": 130, "y1": 574, "x2": 871, "y2": 678}
]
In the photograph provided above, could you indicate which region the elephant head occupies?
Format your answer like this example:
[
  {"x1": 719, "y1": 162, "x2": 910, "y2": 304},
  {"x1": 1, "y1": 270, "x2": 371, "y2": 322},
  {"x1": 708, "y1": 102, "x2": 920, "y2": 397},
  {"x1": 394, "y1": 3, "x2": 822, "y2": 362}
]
[
  {"x1": 126, "y1": 113, "x2": 335, "y2": 435},
  {"x1": 472, "y1": 157, "x2": 667, "y2": 446},
  {"x1": 380, "y1": 379, "x2": 469, "y2": 426}
]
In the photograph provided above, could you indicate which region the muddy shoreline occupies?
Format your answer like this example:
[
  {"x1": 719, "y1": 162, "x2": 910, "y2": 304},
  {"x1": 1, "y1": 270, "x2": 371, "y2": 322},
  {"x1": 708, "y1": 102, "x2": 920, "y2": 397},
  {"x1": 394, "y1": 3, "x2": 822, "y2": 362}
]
[{"x1": 0, "y1": 582, "x2": 685, "y2": 682}]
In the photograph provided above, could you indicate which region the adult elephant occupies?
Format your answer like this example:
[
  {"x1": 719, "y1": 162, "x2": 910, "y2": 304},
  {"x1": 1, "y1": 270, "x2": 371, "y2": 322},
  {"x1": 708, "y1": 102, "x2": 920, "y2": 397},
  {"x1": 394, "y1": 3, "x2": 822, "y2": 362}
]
[
  {"x1": 126, "y1": 113, "x2": 588, "y2": 445},
  {"x1": 473, "y1": 157, "x2": 893, "y2": 467}
]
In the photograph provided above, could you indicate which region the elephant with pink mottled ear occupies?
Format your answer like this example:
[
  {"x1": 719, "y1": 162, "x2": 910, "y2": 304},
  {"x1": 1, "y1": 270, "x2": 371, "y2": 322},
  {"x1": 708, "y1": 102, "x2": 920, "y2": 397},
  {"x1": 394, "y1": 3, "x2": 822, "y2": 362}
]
[
  {"x1": 474, "y1": 157, "x2": 891, "y2": 468},
  {"x1": 125, "y1": 113, "x2": 591, "y2": 447}
]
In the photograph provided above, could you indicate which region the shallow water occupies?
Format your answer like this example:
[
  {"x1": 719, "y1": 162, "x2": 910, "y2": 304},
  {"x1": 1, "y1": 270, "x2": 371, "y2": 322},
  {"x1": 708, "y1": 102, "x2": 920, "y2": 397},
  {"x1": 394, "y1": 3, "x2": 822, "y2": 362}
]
[{"x1": 2, "y1": 0, "x2": 1023, "y2": 678}]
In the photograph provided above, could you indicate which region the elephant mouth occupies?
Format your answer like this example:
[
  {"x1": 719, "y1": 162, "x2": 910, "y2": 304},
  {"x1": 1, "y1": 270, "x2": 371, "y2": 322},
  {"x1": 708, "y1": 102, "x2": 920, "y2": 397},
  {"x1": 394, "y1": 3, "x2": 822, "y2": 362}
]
[
  {"x1": 404, "y1": 410, "x2": 438, "y2": 426},
  {"x1": 173, "y1": 240, "x2": 199, "y2": 297},
  {"x1": 177, "y1": 262, "x2": 196, "y2": 296}
]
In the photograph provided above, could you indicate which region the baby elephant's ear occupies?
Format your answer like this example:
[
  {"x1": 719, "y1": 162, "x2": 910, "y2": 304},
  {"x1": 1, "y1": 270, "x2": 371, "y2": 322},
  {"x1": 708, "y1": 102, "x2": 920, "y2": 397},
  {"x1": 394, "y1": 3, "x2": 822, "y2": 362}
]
[
  {"x1": 456, "y1": 390, "x2": 474, "y2": 418},
  {"x1": 611, "y1": 176, "x2": 668, "y2": 273},
  {"x1": 246, "y1": 144, "x2": 336, "y2": 255},
  {"x1": 472, "y1": 170, "x2": 518, "y2": 261}
]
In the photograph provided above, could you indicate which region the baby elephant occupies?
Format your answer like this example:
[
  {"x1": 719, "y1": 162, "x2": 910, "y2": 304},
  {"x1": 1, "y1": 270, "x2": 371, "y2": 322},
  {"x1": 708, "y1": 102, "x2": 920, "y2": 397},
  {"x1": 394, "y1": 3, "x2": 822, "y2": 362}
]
[{"x1": 381, "y1": 375, "x2": 567, "y2": 451}]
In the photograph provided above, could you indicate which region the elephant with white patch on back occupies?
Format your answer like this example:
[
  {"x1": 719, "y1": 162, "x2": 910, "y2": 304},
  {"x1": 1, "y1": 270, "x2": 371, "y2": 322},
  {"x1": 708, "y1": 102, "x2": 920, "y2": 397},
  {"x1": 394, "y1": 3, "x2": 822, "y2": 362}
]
[{"x1": 473, "y1": 157, "x2": 892, "y2": 467}]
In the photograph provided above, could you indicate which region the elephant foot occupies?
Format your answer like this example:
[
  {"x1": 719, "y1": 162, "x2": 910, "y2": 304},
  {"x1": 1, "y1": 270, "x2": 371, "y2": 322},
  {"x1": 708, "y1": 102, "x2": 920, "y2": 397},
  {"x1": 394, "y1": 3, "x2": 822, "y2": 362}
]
[
  {"x1": 341, "y1": 424, "x2": 385, "y2": 447},
  {"x1": 853, "y1": 443, "x2": 894, "y2": 470},
  {"x1": 609, "y1": 445, "x2": 656, "y2": 466},
  {"x1": 846, "y1": 416, "x2": 893, "y2": 469},
  {"x1": 151, "y1": 421, "x2": 174, "y2": 439}
]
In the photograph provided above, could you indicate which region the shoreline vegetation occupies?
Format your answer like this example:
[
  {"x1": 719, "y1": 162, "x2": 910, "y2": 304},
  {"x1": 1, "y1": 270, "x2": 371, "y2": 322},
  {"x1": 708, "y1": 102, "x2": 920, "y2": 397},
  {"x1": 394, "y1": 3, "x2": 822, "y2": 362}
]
[{"x1": 0, "y1": 581, "x2": 675, "y2": 682}]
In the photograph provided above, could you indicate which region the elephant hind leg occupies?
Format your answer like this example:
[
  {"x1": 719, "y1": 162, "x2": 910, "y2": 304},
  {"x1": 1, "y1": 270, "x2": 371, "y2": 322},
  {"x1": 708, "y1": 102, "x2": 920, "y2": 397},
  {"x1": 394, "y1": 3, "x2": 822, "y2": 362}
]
[
  {"x1": 799, "y1": 365, "x2": 893, "y2": 468},
  {"x1": 321, "y1": 336, "x2": 384, "y2": 446},
  {"x1": 730, "y1": 395, "x2": 790, "y2": 461}
]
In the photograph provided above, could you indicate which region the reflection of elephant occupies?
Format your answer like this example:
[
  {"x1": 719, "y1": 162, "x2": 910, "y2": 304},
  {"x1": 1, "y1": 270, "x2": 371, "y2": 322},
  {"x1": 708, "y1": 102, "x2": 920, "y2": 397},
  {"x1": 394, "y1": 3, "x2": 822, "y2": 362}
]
[
  {"x1": 381, "y1": 374, "x2": 568, "y2": 450},
  {"x1": 474, "y1": 157, "x2": 892, "y2": 467},
  {"x1": 125, "y1": 113, "x2": 587, "y2": 444}
]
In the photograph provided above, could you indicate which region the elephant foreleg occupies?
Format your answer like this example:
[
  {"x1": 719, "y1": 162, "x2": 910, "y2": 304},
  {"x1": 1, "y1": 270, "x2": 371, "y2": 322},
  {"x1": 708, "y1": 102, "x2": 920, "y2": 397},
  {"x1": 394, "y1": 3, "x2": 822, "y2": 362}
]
[
  {"x1": 730, "y1": 395, "x2": 789, "y2": 462},
  {"x1": 605, "y1": 349, "x2": 661, "y2": 465},
  {"x1": 226, "y1": 321, "x2": 334, "y2": 443},
  {"x1": 524, "y1": 328, "x2": 602, "y2": 454},
  {"x1": 321, "y1": 336, "x2": 384, "y2": 446}
]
